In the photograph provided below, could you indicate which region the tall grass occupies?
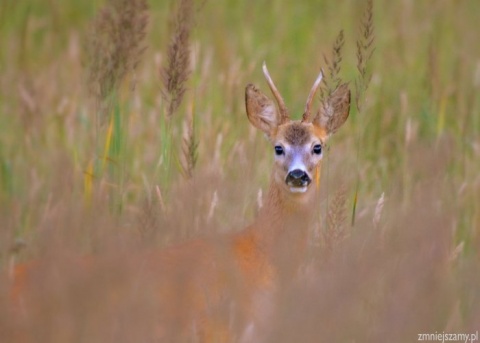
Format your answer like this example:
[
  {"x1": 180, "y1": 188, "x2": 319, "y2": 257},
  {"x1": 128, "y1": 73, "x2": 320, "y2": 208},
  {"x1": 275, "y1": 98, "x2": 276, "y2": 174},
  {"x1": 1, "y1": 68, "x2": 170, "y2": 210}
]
[
  {"x1": 0, "y1": 0, "x2": 479, "y2": 341},
  {"x1": 85, "y1": 0, "x2": 149, "y2": 211},
  {"x1": 161, "y1": 0, "x2": 194, "y2": 119}
]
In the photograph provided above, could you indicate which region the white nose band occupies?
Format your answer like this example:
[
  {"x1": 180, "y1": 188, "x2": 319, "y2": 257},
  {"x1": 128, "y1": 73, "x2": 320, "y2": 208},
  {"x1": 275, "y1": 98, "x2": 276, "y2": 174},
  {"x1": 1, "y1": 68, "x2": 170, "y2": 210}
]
[{"x1": 288, "y1": 156, "x2": 307, "y2": 173}]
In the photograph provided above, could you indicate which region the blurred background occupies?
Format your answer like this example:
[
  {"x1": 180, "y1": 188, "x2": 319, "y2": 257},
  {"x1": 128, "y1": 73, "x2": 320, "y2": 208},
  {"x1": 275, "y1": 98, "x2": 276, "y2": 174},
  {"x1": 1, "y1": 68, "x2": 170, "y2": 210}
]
[{"x1": 0, "y1": 0, "x2": 479, "y2": 341}]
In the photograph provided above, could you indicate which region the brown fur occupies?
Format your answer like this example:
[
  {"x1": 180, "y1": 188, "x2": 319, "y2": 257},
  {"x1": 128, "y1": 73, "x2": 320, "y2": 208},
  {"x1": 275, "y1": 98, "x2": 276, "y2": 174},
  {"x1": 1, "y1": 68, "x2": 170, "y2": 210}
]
[{"x1": 282, "y1": 122, "x2": 311, "y2": 145}]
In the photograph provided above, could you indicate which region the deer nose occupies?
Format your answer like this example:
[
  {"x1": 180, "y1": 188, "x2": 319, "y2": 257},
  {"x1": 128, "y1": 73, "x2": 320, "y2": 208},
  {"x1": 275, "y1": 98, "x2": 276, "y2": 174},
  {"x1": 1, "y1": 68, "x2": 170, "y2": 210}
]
[{"x1": 286, "y1": 169, "x2": 311, "y2": 187}]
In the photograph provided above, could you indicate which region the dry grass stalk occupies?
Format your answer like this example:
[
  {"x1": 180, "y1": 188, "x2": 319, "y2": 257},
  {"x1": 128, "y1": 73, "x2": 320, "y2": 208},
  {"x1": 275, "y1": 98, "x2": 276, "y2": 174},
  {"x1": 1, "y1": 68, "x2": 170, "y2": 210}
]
[
  {"x1": 207, "y1": 190, "x2": 218, "y2": 222},
  {"x1": 257, "y1": 189, "x2": 263, "y2": 210},
  {"x1": 161, "y1": 0, "x2": 194, "y2": 119},
  {"x1": 373, "y1": 191, "x2": 385, "y2": 229},
  {"x1": 87, "y1": 0, "x2": 149, "y2": 123},
  {"x1": 354, "y1": 0, "x2": 375, "y2": 113},
  {"x1": 155, "y1": 184, "x2": 167, "y2": 212},
  {"x1": 138, "y1": 196, "x2": 159, "y2": 238},
  {"x1": 320, "y1": 29, "x2": 345, "y2": 102},
  {"x1": 180, "y1": 107, "x2": 198, "y2": 179},
  {"x1": 449, "y1": 241, "x2": 464, "y2": 263},
  {"x1": 322, "y1": 186, "x2": 348, "y2": 255},
  {"x1": 351, "y1": 0, "x2": 375, "y2": 227}
]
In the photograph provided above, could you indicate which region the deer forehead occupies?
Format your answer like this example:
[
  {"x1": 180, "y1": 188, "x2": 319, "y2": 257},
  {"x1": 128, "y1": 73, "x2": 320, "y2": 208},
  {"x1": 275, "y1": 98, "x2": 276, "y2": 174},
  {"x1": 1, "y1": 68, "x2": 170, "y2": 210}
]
[{"x1": 274, "y1": 121, "x2": 327, "y2": 146}]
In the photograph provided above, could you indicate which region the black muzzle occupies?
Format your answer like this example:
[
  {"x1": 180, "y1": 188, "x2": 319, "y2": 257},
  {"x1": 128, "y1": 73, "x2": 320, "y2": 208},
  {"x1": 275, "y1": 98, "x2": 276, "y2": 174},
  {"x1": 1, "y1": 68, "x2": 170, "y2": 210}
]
[{"x1": 286, "y1": 169, "x2": 311, "y2": 187}]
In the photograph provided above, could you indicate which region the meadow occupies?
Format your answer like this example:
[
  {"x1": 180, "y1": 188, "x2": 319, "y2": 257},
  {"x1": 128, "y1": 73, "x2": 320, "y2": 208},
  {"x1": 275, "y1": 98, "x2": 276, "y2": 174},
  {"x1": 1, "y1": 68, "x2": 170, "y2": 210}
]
[{"x1": 0, "y1": 0, "x2": 479, "y2": 341}]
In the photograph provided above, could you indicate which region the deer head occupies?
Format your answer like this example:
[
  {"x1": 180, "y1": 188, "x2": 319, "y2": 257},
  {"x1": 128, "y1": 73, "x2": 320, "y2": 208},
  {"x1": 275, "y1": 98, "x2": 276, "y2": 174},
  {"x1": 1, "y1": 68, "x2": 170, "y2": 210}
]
[{"x1": 245, "y1": 62, "x2": 351, "y2": 197}]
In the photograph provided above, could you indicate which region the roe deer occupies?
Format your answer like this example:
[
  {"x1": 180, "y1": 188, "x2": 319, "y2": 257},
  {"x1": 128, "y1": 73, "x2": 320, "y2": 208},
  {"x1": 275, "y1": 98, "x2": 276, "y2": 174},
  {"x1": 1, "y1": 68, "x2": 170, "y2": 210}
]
[
  {"x1": 7, "y1": 62, "x2": 350, "y2": 342},
  {"x1": 231, "y1": 62, "x2": 350, "y2": 340}
]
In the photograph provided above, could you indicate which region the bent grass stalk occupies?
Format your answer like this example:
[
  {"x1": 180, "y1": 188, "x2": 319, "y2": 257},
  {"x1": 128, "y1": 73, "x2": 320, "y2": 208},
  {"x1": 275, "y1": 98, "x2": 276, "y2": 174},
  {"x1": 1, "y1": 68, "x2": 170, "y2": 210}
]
[{"x1": 351, "y1": 0, "x2": 375, "y2": 227}]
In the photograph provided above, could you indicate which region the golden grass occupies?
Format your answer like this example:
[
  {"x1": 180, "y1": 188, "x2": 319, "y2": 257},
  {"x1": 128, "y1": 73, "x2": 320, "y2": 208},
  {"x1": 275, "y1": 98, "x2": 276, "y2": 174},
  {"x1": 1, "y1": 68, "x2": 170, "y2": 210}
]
[{"x1": 161, "y1": 0, "x2": 194, "y2": 119}]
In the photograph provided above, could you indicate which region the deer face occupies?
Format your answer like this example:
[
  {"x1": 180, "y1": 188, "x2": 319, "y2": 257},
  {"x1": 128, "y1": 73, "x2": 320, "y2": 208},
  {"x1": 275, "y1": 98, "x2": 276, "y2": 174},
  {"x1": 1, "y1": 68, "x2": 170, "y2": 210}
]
[
  {"x1": 246, "y1": 63, "x2": 350, "y2": 196},
  {"x1": 271, "y1": 121, "x2": 324, "y2": 194}
]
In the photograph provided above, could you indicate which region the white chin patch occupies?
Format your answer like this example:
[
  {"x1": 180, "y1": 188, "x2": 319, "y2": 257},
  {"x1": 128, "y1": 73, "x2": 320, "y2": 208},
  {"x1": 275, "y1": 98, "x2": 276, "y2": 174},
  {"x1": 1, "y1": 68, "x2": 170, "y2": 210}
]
[{"x1": 289, "y1": 186, "x2": 308, "y2": 193}]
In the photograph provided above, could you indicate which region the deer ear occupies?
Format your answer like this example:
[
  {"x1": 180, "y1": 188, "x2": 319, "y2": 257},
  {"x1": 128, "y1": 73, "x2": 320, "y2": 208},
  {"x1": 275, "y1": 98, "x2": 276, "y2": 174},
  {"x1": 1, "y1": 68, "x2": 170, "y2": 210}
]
[
  {"x1": 314, "y1": 83, "x2": 351, "y2": 136},
  {"x1": 245, "y1": 83, "x2": 280, "y2": 137}
]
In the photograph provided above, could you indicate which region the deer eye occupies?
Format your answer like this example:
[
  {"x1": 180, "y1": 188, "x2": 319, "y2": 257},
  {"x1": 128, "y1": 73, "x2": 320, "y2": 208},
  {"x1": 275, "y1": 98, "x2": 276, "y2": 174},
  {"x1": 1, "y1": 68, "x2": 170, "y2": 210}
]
[
  {"x1": 274, "y1": 146, "x2": 284, "y2": 156},
  {"x1": 312, "y1": 144, "x2": 322, "y2": 155}
]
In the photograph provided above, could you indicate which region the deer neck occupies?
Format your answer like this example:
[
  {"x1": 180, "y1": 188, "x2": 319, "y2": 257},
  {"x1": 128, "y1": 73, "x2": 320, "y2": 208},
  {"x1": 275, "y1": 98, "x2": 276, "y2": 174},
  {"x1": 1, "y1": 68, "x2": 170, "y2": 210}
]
[{"x1": 250, "y1": 167, "x2": 321, "y2": 256}]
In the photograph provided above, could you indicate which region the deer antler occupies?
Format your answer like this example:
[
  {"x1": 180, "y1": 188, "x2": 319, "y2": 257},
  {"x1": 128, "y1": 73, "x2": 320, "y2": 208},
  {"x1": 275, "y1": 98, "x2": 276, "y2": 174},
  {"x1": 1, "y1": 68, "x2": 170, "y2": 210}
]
[
  {"x1": 302, "y1": 69, "x2": 323, "y2": 122},
  {"x1": 262, "y1": 62, "x2": 289, "y2": 123}
]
